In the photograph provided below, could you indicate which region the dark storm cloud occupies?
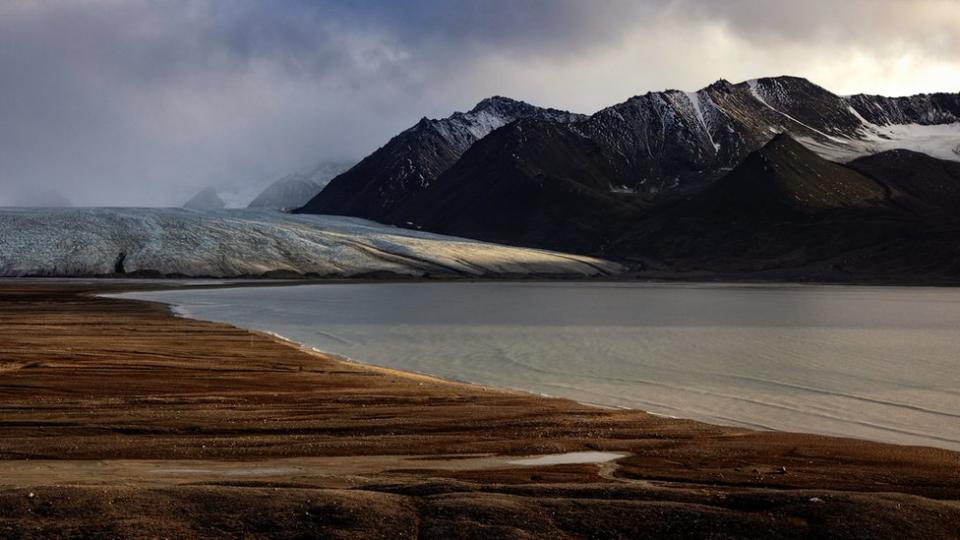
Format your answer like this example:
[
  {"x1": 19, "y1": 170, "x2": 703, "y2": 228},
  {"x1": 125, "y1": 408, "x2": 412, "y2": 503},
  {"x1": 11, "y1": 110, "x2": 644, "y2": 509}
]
[
  {"x1": 0, "y1": 0, "x2": 956, "y2": 206},
  {"x1": 328, "y1": 0, "x2": 657, "y2": 55}
]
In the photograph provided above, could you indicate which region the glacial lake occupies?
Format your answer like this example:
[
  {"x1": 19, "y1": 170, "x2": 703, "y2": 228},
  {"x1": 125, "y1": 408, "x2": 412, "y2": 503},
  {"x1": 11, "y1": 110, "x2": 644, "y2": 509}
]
[{"x1": 113, "y1": 282, "x2": 960, "y2": 451}]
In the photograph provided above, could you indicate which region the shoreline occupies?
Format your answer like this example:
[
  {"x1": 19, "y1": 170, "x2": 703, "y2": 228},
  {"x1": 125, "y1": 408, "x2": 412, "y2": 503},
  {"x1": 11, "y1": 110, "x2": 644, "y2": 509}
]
[
  {"x1": 129, "y1": 291, "x2": 631, "y2": 412},
  {"x1": 8, "y1": 270, "x2": 960, "y2": 289},
  {"x1": 105, "y1": 280, "x2": 960, "y2": 451},
  {"x1": 247, "y1": 325, "x2": 634, "y2": 414},
  {"x1": 1, "y1": 281, "x2": 959, "y2": 537}
]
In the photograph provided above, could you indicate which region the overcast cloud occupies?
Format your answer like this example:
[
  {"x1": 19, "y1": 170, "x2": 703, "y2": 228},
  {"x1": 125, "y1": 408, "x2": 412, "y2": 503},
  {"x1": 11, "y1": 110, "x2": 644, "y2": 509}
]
[{"x1": 1, "y1": 0, "x2": 958, "y2": 206}]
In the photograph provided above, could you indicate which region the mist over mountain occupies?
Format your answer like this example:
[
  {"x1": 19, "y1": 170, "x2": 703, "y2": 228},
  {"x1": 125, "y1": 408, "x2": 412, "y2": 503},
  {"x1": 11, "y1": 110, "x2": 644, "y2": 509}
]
[
  {"x1": 183, "y1": 161, "x2": 355, "y2": 211},
  {"x1": 247, "y1": 161, "x2": 354, "y2": 210},
  {"x1": 183, "y1": 187, "x2": 226, "y2": 210},
  {"x1": 247, "y1": 174, "x2": 323, "y2": 211},
  {"x1": 0, "y1": 188, "x2": 72, "y2": 208}
]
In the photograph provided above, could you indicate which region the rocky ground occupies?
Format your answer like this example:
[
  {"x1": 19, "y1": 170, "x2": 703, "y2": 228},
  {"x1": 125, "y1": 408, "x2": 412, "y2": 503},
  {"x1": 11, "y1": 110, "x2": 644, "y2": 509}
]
[{"x1": 0, "y1": 282, "x2": 958, "y2": 538}]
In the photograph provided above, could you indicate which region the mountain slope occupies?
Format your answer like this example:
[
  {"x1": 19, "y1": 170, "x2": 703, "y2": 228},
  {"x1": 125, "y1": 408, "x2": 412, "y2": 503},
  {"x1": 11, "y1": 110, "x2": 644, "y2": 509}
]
[
  {"x1": 846, "y1": 92, "x2": 960, "y2": 126},
  {"x1": 671, "y1": 133, "x2": 890, "y2": 219},
  {"x1": 567, "y1": 76, "x2": 872, "y2": 197},
  {"x1": 849, "y1": 149, "x2": 960, "y2": 215},
  {"x1": 510, "y1": 76, "x2": 958, "y2": 199},
  {"x1": 389, "y1": 119, "x2": 644, "y2": 253},
  {"x1": 607, "y1": 135, "x2": 960, "y2": 280},
  {"x1": 297, "y1": 97, "x2": 586, "y2": 219}
]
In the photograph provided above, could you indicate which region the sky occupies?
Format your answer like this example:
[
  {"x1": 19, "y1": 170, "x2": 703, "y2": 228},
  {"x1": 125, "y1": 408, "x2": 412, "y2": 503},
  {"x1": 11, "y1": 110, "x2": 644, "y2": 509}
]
[{"x1": 1, "y1": 0, "x2": 958, "y2": 206}]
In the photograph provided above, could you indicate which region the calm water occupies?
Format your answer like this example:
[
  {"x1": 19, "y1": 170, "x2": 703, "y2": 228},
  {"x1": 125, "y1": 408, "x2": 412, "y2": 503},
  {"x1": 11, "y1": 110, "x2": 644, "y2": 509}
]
[{"x1": 114, "y1": 282, "x2": 960, "y2": 450}]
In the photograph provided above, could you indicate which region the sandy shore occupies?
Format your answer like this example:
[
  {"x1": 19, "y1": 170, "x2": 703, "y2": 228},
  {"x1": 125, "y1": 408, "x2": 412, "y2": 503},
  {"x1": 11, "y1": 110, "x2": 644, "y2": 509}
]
[{"x1": 1, "y1": 282, "x2": 959, "y2": 538}]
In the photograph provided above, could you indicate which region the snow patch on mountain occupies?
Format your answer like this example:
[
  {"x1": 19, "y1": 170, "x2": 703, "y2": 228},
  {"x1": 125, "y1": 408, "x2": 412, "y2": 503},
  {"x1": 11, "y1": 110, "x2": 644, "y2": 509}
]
[
  {"x1": 676, "y1": 77, "x2": 960, "y2": 167},
  {"x1": 798, "y1": 122, "x2": 960, "y2": 163},
  {"x1": 685, "y1": 91, "x2": 719, "y2": 151}
]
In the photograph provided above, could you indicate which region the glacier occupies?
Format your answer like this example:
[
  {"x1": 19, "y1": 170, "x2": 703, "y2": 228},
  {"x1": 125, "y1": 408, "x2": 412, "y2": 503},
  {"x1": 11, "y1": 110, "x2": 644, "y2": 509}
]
[{"x1": 0, "y1": 208, "x2": 621, "y2": 278}]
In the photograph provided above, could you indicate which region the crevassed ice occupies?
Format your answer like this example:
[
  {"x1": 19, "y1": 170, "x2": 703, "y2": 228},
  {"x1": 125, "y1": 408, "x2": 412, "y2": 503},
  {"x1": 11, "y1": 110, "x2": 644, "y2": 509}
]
[{"x1": 0, "y1": 208, "x2": 621, "y2": 278}]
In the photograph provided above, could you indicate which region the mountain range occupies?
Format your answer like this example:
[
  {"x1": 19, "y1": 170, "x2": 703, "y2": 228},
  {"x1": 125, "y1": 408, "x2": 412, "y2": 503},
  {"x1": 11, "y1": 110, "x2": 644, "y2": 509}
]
[{"x1": 296, "y1": 76, "x2": 960, "y2": 282}]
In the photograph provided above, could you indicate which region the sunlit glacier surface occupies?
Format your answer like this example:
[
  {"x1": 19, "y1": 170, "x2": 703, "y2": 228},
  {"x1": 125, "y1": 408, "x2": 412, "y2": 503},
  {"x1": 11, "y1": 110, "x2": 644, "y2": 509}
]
[
  {"x1": 116, "y1": 282, "x2": 960, "y2": 451},
  {"x1": 0, "y1": 208, "x2": 618, "y2": 277}
]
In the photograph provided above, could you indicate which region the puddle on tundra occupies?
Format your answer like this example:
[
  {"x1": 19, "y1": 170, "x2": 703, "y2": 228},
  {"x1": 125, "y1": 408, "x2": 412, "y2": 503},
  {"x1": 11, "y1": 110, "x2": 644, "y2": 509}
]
[{"x1": 507, "y1": 452, "x2": 628, "y2": 466}]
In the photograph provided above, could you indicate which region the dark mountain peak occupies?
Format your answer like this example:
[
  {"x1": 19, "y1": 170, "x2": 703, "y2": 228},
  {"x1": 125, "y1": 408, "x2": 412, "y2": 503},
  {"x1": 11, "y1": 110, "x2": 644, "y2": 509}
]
[
  {"x1": 468, "y1": 95, "x2": 530, "y2": 114},
  {"x1": 752, "y1": 130, "x2": 837, "y2": 172},
  {"x1": 612, "y1": 90, "x2": 675, "y2": 111},
  {"x1": 413, "y1": 97, "x2": 535, "y2": 128},
  {"x1": 738, "y1": 76, "x2": 832, "y2": 98},
  {"x1": 468, "y1": 95, "x2": 586, "y2": 123},
  {"x1": 486, "y1": 116, "x2": 592, "y2": 153},
  {"x1": 298, "y1": 95, "x2": 584, "y2": 219},
  {"x1": 754, "y1": 74, "x2": 814, "y2": 85},
  {"x1": 617, "y1": 94, "x2": 645, "y2": 106},
  {"x1": 760, "y1": 131, "x2": 804, "y2": 152},
  {"x1": 706, "y1": 78, "x2": 734, "y2": 92},
  {"x1": 614, "y1": 76, "x2": 819, "y2": 109},
  {"x1": 711, "y1": 130, "x2": 888, "y2": 216}
]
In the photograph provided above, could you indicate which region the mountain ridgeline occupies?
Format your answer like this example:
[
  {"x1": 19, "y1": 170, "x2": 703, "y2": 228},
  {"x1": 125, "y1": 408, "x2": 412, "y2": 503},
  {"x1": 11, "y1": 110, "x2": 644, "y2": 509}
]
[
  {"x1": 298, "y1": 76, "x2": 960, "y2": 282},
  {"x1": 298, "y1": 97, "x2": 585, "y2": 220}
]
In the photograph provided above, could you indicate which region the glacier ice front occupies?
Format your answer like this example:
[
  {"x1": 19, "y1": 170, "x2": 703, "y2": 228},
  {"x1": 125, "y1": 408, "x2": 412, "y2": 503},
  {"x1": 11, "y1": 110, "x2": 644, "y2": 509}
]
[{"x1": 0, "y1": 208, "x2": 621, "y2": 278}]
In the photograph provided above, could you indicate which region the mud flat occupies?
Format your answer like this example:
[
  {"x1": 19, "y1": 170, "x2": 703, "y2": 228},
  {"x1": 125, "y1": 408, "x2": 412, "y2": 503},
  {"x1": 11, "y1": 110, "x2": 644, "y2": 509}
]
[{"x1": 1, "y1": 282, "x2": 959, "y2": 538}]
